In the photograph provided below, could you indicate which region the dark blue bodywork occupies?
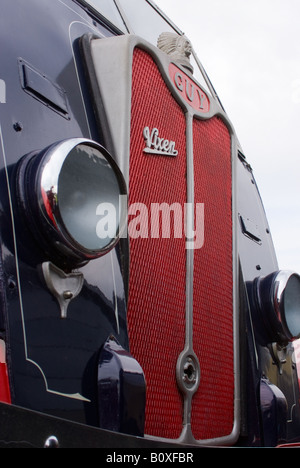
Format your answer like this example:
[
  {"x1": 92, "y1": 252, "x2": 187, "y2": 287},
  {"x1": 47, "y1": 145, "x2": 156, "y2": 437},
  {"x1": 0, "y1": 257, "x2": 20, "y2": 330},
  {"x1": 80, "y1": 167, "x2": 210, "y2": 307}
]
[
  {"x1": 0, "y1": 0, "x2": 299, "y2": 448},
  {"x1": 0, "y1": 0, "x2": 131, "y2": 427}
]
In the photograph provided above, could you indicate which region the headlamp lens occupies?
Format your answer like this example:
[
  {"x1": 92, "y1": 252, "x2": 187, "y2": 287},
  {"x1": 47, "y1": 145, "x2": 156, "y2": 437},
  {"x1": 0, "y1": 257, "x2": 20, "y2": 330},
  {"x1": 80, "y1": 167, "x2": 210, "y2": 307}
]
[
  {"x1": 56, "y1": 144, "x2": 122, "y2": 251},
  {"x1": 281, "y1": 274, "x2": 300, "y2": 339}
]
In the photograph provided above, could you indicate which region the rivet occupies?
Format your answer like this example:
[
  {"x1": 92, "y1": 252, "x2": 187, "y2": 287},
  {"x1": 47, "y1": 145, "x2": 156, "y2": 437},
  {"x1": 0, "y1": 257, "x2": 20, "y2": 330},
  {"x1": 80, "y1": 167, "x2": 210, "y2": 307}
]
[{"x1": 63, "y1": 290, "x2": 73, "y2": 300}]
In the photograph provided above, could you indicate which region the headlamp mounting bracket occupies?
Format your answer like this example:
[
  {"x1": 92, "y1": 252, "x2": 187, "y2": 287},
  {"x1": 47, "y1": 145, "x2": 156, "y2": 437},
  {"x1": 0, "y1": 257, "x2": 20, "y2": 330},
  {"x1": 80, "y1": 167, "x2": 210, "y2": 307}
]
[{"x1": 41, "y1": 261, "x2": 84, "y2": 319}]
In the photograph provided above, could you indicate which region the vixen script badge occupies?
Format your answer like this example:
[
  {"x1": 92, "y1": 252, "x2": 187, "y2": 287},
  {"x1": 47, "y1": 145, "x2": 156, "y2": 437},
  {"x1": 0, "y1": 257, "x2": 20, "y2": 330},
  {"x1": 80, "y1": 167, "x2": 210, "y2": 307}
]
[{"x1": 143, "y1": 127, "x2": 178, "y2": 157}]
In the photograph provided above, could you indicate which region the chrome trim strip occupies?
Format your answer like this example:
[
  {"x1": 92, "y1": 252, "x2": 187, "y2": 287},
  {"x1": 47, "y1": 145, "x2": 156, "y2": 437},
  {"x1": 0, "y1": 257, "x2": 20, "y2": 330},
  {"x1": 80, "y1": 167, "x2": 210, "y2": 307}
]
[
  {"x1": 145, "y1": 0, "x2": 184, "y2": 35},
  {"x1": 185, "y1": 112, "x2": 195, "y2": 349},
  {"x1": 113, "y1": 0, "x2": 133, "y2": 34},
  {"x1": 175, "y1": 111, "x2": 200, "y2": 442}
]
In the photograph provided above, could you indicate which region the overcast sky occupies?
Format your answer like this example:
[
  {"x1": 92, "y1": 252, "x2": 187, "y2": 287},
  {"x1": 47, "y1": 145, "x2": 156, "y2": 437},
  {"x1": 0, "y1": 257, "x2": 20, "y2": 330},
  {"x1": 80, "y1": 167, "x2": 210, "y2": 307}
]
[{"x1": 156, "y1": 0, "x2": 300, "y2": 273}]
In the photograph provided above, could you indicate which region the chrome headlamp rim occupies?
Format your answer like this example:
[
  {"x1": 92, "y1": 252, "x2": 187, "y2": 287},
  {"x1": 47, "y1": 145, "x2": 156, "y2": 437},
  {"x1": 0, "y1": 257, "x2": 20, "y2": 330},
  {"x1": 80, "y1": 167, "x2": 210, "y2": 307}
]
[
  {"x1": 17, "y1": 138, "x2": 127, "y2": 267},
  {"x1": 38, "y1": 138, "x2": 127, "y2": 257},
  {"x1": 273, "y1": 271, "x2": 300, "y2": 341},
  {"x1": 255, "y1": 270, "x2": 300, "y2": 344}
]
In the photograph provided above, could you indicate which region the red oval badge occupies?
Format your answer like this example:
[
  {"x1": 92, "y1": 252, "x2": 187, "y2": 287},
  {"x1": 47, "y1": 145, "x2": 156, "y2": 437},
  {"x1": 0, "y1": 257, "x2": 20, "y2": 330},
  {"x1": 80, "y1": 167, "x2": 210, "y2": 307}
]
[{"x1": 169, "y1": 63, "x2": 210, "y2": 113}]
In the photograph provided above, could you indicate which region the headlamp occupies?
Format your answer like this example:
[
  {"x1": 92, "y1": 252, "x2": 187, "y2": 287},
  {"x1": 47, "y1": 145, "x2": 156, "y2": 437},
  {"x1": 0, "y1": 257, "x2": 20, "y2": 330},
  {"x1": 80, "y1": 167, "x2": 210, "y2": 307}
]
[
  {"x1": 17, "y1": 138, "x2": 127, "y2": 267},
  {"x1": 255, "y1": 270, "x2": 300, "y2": 344}
]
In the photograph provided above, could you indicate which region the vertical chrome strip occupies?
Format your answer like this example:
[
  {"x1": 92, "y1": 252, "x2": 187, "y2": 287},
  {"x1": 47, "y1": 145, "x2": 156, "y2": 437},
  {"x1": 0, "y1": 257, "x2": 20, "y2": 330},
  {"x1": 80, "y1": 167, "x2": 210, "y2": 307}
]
[
  {"x1": 175, "y1": 111, "x2": 201, "y2": 444},
  {"x1": 185, "y1": 111, "x2": 194, "y2": 348}
]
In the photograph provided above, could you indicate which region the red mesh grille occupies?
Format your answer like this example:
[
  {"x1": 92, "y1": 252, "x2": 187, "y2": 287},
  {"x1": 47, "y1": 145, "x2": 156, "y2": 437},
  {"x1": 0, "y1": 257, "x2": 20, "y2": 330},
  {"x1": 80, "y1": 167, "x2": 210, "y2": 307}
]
[
  {"x1": 127, "y1": 49, "x2": 187, "y2": 439},
  {"x1": 192, "y1": 117, "x2": 234, "y2": 440},
  {"x1": 127, "y1": 48, "x2": 234, "y2": 441}
]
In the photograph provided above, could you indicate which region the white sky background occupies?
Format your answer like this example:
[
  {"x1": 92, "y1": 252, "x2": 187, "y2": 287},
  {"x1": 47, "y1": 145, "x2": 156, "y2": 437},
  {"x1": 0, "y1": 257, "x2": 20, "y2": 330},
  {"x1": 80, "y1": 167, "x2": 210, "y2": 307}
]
[{"x1": 156, "y1": 0, "x2": 300, "y2": 273}]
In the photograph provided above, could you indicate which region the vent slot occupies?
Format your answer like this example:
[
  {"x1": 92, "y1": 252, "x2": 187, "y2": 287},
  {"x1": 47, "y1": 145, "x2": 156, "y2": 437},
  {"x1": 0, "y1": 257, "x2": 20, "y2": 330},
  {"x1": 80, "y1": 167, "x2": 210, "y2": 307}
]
[{"x1": 19, "y1": 59, "x2": 69, "y2": 118}]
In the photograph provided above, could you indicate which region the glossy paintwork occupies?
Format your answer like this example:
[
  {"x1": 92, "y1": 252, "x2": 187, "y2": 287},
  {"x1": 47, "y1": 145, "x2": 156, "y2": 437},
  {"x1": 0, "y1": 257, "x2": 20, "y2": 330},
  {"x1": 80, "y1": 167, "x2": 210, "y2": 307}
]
[
  {"x1": 0, "y1": 0, "x2": 128, "y2": 425},
  {"x1": 237, "y1": 154, "x2": 300, "y2": 444},
  {"x1": 98, "y1": 336, "x2": 146, "y2": 436}
]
